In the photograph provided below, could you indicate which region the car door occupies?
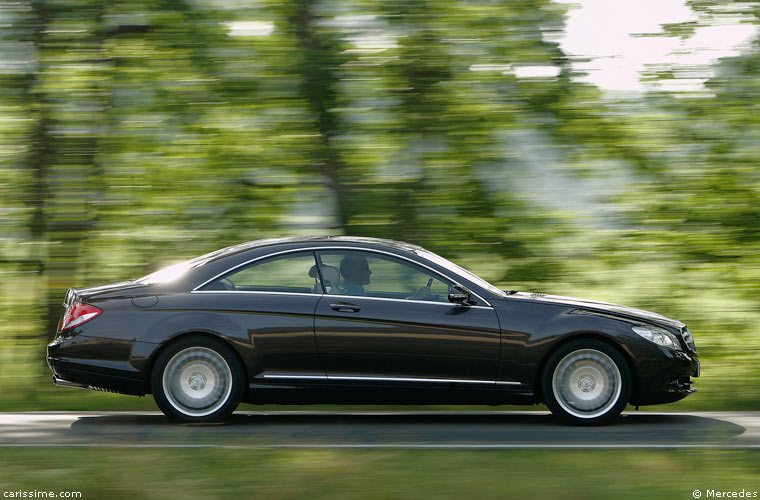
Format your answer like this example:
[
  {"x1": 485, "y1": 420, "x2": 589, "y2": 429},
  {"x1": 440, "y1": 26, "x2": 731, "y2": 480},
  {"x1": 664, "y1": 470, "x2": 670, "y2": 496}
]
[
  {"x1": 195, "y1": 250, "x2": 326, "y2": 380},
  {"x1": 313, "y1": 249, "x2": 501, "y2": 384}
]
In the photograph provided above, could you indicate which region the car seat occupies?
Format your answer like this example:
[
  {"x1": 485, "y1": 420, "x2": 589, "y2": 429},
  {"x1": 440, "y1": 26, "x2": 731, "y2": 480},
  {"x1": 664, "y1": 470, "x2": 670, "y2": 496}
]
[{"x1": 308, "y1": 265, "x2": 341, "y2": 294}]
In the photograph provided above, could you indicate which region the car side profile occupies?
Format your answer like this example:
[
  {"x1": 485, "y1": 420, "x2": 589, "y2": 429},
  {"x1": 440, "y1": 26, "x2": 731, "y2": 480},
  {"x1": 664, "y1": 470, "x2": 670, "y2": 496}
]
[{"x1": 47, "y1": 236, "x2": 699, "y2": 425}]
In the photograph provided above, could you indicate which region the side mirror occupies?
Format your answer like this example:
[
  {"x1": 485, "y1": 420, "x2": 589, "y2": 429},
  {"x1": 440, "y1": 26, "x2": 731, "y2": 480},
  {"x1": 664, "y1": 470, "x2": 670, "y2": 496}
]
[{"x1": 448, "y1": 284, "x2": 476, "y2": 306}]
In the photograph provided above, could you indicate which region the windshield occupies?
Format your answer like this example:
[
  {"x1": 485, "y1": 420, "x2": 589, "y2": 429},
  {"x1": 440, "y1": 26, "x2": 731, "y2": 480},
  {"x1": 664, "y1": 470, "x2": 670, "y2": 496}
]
[{"x1": 413, "y1": 248, "x2": 507, "y2": 298}]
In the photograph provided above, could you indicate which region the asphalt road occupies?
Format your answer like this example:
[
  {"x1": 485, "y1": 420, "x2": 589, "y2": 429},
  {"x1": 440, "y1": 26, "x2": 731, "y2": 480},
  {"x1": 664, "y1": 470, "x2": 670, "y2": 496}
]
[{"x1": 1, "y1": 411, "x2": 759, "y2": 449}]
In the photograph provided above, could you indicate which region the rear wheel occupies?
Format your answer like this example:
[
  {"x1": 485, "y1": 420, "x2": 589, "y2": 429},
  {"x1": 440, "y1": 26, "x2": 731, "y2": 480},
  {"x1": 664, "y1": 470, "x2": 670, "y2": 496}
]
[
  {"x1": 152, "y1": 336, "x2": 244, "y2": 423},
  {"x1": 542, "y1": 339, "x2": 631, "y2": 426}
]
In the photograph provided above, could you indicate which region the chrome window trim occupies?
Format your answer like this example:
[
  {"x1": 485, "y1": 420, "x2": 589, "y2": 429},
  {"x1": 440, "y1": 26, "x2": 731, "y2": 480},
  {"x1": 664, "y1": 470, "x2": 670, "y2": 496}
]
[
  {"x1": 190, "y1": 290, "x2": 319, "y2": 298},
  {"x1": 260, "y1": 373, "x2": 519, "y2": 385},
  {"x1": 192, "y1": 246, "x2": 493, "y2": 307},
  {"x1": 320, "y1": 294, "x2": 493, "y2": 310},
  {"x1": 190, "y1": 289, "x2": 492, "y2": 309}
]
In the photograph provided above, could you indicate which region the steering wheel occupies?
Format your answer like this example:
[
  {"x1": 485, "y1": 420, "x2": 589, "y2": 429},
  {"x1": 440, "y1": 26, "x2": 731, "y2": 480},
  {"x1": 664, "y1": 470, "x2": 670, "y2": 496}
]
[{"x1": 415, "y1": 278, "x2": 440, "y2": 301}]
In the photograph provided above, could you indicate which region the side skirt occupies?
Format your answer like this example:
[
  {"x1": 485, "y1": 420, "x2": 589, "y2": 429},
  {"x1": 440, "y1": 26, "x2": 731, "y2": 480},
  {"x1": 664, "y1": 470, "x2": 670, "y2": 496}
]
[{"x1": 244, "y1": 380, "x2": 535, "y2": 405}]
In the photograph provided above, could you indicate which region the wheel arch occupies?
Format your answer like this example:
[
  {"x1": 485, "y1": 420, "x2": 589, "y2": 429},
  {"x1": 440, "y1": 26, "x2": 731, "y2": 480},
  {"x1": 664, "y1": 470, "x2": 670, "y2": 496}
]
[
  {"x1": 532, "y1": 332, "x2": 638, "y2": 404},
  {"x1": 143, "y1": 330, "x2": 249, "y2": 395}
]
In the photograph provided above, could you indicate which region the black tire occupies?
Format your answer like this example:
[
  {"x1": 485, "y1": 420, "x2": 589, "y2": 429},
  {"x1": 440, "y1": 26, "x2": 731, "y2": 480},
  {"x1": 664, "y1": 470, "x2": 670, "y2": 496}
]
[
  {"x1": 151, "y1": 335, "x2": 244, "y2": 423},
  {"x1": 542, "y1": 339, "x2": 631, "y2": 426}
]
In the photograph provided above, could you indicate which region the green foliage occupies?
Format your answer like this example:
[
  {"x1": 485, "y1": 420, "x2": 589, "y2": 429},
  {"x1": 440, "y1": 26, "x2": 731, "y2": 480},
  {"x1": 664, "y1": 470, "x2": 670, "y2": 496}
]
[
  {"x1": 1, "y1": 0, "x2": 759, "y2": 408},
  {"x1": 1, "y1": 448, "x2": 759, "y2": 499}
]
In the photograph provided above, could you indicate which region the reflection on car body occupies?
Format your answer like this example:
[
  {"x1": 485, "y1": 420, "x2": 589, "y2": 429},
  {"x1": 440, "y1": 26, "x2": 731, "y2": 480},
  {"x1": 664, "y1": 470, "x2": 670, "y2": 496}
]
[{"x1": 47, "y1": 236, "x2": 699, "y2": 425}]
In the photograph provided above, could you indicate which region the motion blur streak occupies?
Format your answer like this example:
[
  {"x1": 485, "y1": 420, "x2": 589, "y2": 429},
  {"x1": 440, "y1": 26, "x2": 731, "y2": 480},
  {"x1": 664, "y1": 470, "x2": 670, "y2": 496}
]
[{"x1": 0, "y1": 0, "x2": 758, "y2": 417}]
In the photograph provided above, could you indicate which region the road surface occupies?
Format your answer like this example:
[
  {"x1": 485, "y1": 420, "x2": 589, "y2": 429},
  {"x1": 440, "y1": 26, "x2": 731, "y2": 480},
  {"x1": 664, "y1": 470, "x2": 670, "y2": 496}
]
[{"x1": 1, "y1": 411, "x2": 758, "y2": 449}]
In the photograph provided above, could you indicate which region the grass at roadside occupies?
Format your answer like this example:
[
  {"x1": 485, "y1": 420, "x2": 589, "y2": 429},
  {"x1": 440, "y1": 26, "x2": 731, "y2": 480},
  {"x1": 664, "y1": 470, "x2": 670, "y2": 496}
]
[{"x1": 0, "y1": 448, "x2": 758, "y2": 499}]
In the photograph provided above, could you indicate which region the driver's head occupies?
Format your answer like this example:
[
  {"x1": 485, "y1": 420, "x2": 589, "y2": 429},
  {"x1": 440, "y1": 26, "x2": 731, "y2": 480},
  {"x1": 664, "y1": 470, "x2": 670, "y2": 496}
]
[{"x1": 340, "y1": 254, "x2": 372, "y2": 285}]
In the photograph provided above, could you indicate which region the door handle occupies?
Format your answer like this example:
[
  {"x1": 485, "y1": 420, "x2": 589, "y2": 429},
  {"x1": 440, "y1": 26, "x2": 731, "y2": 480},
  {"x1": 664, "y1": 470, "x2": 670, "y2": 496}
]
[{"x1": 329, "y1": 302, "x2": 361, "y2": 313}]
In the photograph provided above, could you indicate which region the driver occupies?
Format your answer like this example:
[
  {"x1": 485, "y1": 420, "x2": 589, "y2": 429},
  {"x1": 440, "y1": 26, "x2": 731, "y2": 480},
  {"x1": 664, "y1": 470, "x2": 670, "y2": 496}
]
[
  {"x1": 339, "y1": 255, "x2": 372, "y2": 296},
  {"x1": 339, "y1": 254, "x2": 435, "y2": 300}
]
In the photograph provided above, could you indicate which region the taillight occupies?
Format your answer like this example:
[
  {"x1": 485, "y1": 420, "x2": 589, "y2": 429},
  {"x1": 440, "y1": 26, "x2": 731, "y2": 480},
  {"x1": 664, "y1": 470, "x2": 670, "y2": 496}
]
[{"x1": 57, "y1": 302, "x2": 102, "y2": 332}]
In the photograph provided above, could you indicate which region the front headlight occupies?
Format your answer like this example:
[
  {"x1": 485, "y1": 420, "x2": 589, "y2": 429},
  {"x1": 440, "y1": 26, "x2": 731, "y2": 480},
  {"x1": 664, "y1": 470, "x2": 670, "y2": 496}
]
[{"x1": 632, "y1": 325, "x2": 682, "y2": 350}]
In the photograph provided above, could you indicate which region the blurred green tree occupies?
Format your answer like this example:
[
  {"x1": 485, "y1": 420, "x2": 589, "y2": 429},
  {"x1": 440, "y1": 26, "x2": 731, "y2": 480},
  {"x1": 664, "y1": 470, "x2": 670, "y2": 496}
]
[{"x1": 2, "y1": 0, "x2": 760, "y2": 409}]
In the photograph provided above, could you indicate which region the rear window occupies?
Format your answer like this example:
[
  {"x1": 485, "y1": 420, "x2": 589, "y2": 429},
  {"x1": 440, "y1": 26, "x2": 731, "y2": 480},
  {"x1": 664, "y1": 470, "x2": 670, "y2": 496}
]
[{"x1": 198, "y1": 251, "x2": 321, "y2": 294}]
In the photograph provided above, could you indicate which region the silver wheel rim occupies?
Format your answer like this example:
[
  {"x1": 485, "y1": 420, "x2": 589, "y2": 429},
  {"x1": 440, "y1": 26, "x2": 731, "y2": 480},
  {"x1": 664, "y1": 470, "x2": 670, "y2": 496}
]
[
  {"x1": 551, "y1": 348, "x2": 622, "y2": 419},
  {"x1": 162, "y1": 347, "x2": 233, "y2": 417}
]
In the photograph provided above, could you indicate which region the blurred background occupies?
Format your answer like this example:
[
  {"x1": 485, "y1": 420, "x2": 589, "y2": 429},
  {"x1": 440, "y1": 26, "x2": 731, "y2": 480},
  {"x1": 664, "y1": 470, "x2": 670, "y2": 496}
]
[{"x1": 1, "y1": 0, "x2": 759, "y2": 412}]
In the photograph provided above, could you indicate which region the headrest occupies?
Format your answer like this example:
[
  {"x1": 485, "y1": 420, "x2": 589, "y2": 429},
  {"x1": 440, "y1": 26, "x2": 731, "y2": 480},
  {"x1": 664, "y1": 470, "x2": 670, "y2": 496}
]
[
  {"x1": 308, "y1": 265, "x2": 320, "y2": 278},
  {"x1": 308, "y1": 264, "x2": 341, "y2": 284},
  {"x1": 321, "y1": 265, "x2": 340, "y2": 284}
]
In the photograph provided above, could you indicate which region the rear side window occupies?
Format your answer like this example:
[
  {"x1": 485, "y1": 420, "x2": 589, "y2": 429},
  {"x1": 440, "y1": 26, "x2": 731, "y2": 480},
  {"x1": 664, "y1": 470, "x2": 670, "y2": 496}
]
[{"x1": 199, "y1": 251, "x2": 322, "y2": 294}]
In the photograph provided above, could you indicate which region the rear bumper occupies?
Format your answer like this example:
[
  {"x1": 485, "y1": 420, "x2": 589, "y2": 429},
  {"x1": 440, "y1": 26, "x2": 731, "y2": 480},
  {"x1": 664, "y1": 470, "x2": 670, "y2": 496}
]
[
  {"x1": 47, "y1": 335, "x2": 147, "y2": 396},
  {"x1": 48, "y1": 356, "x2": 146, "y2": 395},
  {"x1": 52, "y1": 374, "x2": 89, "y2": 390},
  {"x1": 47, "y1": 355, "x2": 146, "y2": 395}
]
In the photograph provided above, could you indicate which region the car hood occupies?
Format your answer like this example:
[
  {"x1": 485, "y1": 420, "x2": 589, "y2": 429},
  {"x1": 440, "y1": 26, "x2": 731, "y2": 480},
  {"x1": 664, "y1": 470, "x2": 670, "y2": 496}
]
[{"x1": 508, "y1": 292, "x2": 685, "y2": 329}]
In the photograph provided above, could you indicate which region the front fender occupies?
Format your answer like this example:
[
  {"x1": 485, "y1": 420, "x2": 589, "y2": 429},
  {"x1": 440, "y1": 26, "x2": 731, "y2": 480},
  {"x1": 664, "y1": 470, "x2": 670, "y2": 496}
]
[{"x1": 496, "y1": 300, "x2": 645, "y2": 392}]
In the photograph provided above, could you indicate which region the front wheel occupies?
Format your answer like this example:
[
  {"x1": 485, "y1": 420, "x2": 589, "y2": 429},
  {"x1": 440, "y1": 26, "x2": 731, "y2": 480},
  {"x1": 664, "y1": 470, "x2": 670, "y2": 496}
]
[
  {"x1": 152, "y1": 336, "x2": 244, "y2": 423},
  {"x1": 542, "y1": 339, "x2": 631, "y2": 426}
]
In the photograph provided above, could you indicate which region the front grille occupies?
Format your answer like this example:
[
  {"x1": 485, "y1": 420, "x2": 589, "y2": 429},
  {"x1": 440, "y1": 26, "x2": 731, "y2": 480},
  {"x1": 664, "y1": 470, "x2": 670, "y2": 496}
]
[
  {"x1": 669, "y1": 377, "x2": 696, "y2": 393},
  {"x1": 681, "y1": 327, "x2": 696, "y2": 352}
]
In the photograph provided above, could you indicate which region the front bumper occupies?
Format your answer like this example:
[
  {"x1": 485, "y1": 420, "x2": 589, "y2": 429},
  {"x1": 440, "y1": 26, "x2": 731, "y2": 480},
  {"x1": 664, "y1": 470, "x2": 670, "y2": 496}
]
[{"x1": 630, "y1": 346, "x2": 700, "y2": 406}]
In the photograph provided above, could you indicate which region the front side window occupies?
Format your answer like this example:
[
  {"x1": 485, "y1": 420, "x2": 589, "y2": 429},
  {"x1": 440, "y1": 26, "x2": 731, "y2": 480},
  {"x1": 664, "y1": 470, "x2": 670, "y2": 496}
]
[
  {"x1": 316, "y1": 250, "x2": 454, "y2": 303},
  {"x1": 200, "y1": 251, "x2": 323, "y2": 294}
]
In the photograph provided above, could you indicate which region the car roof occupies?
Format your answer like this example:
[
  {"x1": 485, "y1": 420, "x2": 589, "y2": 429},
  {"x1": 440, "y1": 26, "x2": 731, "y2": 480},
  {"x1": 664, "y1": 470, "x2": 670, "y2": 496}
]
[
  {"x1": 206, "y1": 236, "x2": 425, "y2": 262},
  {"x1": 134, "y1": 236, "x2": 426, "y2": 286}
]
